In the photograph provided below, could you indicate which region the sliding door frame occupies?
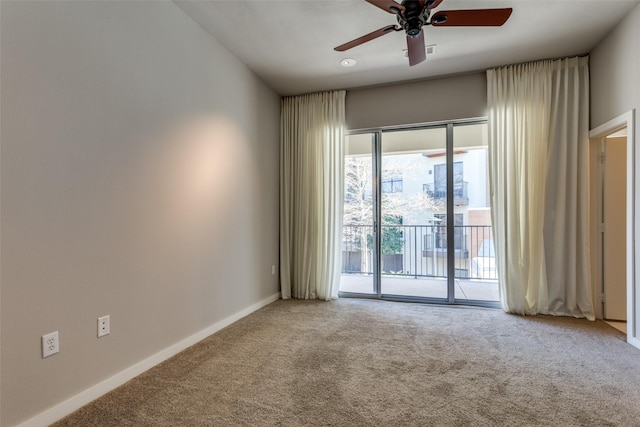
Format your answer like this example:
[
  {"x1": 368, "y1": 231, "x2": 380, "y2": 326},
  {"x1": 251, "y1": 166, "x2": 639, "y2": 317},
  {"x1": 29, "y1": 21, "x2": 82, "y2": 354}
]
[
  {"x1": 446, "y1": 122, "x2": 456, "y2": 304},
  {"x1": 373, "y1": 129, "x2": 382, "y2": 296},
  {"x1": 340, "y1": 117, "x2": 500, "y2": 308}
]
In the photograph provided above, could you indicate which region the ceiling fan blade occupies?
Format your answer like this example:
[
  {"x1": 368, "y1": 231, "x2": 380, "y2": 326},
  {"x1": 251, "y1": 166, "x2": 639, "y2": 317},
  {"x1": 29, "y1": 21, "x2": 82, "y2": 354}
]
[
  {"x1": 365, "y1": 0, "x2": 405, "y2": 14},
  {"x1": 431, "y1": 8, "x2": 513, "y2": 27},
  {"x1": 335, "y1": 25, "x2": 399, "y2": 52},
  {"x1": 407, "y1": 31, "x2": 426, "y2": 66}
]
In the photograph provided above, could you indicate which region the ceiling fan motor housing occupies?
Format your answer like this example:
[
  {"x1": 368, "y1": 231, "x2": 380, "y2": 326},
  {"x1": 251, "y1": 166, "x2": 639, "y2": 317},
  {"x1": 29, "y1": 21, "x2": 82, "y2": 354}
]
[{"x1": 398, "y1": 0, "x2": 430, "y2": 38}]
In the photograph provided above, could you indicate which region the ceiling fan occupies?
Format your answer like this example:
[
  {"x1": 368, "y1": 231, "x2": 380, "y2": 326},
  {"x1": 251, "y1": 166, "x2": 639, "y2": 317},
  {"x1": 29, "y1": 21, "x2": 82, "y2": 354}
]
[{"x1": 334, "y1": 0, "x2": 512, "y2": 66}]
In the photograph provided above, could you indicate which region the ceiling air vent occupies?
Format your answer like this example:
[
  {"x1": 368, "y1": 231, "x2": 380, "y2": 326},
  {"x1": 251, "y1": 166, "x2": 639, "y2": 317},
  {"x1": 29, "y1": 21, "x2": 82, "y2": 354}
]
[{"x1": 404, "y1": 44, "x2": 436, "y2": 58}]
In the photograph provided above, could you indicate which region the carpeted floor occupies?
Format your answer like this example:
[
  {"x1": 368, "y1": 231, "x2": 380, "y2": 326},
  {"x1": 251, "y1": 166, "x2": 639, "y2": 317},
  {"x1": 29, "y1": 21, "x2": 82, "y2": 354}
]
[{"x1": 54, "y1": 298, "x2": 640, "y2": 426}]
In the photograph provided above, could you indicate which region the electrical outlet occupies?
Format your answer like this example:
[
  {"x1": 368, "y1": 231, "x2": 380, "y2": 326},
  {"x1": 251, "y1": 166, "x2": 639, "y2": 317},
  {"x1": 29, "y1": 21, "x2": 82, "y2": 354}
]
[
  {"x1": 271, "y1": 265, "x2": 276, "y2": 275},
  {"x1": 98, "y1": 315, "x2": 110, "y2": 338},
  {"x1": 42, "y1": 331, "x2": 59, "y2": 358}
]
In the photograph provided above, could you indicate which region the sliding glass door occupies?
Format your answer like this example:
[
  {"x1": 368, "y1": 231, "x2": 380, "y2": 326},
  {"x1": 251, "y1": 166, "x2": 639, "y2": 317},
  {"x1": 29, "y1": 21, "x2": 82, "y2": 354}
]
[
  {"x1": 380, "y1": 125, "x2": 449, "y2": 299},
  {"x1": 340, "y1": 132, "x2": 375, "y2": 294},
  {"x1": 452, "y1": 122, "x2": 499, "y2": 301},
  {"x1": 339, "y1": 120, "x2": 498, "y2": 305}
]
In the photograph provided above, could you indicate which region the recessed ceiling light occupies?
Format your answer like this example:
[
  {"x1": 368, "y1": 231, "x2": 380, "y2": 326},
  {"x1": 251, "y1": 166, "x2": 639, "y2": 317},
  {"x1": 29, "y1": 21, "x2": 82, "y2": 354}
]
[{"x1": 340, "y1": 58, "x2": 357, "y2": 67}]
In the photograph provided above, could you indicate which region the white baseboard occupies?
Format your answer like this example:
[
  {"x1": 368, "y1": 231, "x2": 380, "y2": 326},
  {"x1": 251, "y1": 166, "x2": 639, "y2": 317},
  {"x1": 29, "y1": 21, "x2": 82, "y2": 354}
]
[{"x1": 18, "y1": 292, "x2": 281, "y2": 427}]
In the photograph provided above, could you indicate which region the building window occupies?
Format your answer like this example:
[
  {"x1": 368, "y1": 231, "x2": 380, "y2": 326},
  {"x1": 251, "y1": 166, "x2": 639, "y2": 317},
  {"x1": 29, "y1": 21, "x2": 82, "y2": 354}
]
[
  {"x1": 382, "y1": 175, "x2": 403, "y2": 193},
  {"x1": 434, "y1": 213, "x2": 464, "y2": 250},
  {"x1": 428, "y1": 162, "x2": 469, "y2": 205}
]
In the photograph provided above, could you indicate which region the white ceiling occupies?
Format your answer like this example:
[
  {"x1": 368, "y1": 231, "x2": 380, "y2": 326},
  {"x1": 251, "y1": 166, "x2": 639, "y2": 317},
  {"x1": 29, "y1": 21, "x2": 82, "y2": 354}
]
[{"x1": 176, "y1": 0, "x2": 639, "y2": 96}]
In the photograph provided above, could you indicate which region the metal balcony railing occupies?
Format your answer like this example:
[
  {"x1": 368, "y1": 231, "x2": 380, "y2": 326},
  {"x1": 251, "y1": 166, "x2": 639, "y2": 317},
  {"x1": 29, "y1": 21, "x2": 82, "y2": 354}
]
[
  {"x1": 342, "y1": 224, "x2": 496, "y2": 280},
  {"x1": 423, "y1": 182, "x2": 469, "y2": 205}
]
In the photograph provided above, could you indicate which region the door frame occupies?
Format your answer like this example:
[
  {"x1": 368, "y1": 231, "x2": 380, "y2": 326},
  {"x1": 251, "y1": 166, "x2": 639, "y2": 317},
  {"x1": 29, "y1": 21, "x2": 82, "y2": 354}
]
[
  {"x1": 339, "y1": 117, "x2": 499, "y2": 308},
  {"x1": 589, "y1": 109, "x2": 638, "y2": 349}
]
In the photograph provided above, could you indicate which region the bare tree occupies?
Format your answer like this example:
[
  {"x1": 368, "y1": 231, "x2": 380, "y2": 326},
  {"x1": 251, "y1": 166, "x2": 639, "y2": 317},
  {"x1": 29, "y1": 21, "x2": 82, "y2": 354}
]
[{"x1": 343, "y1": 156, "x2": 443, "y2": 273}]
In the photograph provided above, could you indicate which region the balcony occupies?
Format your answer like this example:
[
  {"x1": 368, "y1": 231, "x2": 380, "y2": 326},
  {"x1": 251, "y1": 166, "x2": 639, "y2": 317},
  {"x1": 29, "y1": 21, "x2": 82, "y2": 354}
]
[
  {"x1": 341, "y1": 223, "x2": 497, "y2": 301},
  {"x1": 339, "y1": 274, "x2": 499, "y2": 301},
  {"x1": 342, "y1": 224, "x2": 495, "y2": 280},
  {"x1": 423, "y1": 182, "x2": 469, "y2": 206}
]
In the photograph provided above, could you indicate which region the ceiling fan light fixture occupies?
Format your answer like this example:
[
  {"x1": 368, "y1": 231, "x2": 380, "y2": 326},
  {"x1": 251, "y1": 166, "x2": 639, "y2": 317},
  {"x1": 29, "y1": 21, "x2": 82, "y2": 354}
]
[
  {"x1": 407, "y1": 26, "x2": 422, "y2": 38},
  {"x1": 340, "y1": 58, "x2": 357, "y2": 67}
]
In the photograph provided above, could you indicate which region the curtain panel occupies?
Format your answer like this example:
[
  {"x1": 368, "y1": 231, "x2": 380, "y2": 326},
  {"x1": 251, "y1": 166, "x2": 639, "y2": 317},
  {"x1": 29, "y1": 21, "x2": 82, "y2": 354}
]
[
  {"x1": 280, "y1": 91, "x2": 346, "y2": 300},
  {"x1": 487, "y1": 56, "x2": 594, "y2": 319}
]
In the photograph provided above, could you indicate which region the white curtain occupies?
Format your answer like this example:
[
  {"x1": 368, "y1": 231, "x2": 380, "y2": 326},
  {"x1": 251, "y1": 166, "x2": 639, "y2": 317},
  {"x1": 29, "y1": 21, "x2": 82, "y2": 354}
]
[
  {"x1": 280, "y1": 91, "x2": 345, "y2": 300},
  {"x1": 487, "y1": 56, "x2": 594, "y2": 320}
]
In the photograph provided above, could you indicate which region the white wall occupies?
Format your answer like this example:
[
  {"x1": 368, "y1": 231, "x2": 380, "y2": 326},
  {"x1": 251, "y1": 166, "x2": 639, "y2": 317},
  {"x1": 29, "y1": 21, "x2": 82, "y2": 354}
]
[
  {"x1": 0, "y1": 2, "x2": 280, "y2": 425},
  {"x1": 590, "y1": 3, "x2": 640, "y2": 344},
  {"x1": 346, "y1": 72, "x2": 487, "y2": 130}
]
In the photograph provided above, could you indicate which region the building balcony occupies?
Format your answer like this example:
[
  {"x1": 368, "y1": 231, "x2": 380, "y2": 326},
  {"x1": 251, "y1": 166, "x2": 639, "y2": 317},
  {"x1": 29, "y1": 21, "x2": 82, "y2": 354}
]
[
  {"x1": 342, "y1": 224, "x2": 495, "y2": 280},
  {"x1": 423, "y1": 182, "x2": 469, "y2": 206}
]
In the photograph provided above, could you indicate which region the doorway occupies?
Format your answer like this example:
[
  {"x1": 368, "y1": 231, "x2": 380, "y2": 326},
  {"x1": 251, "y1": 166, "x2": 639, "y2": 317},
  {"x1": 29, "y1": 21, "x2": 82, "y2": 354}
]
[
  {"x1": 339, "y1": 119, "x2": 499, "y2": 306},
  {"x1": 589, "y1": 109, "x2": 638, "y2": 349},
  {"x1": 601, "y1": 129, "x2": 627, "y2": 327}
]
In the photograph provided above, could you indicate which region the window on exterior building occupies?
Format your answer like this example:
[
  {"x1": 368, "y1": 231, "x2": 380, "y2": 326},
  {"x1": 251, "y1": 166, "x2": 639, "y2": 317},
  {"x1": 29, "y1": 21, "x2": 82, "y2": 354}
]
[
  {"x1": 381, "y1": 175, "x2": 403, "y2": 193},
  {"x1": 434, "y1": 162, "x2": 464, "y2": 192},
  {"x1": 434, "y1": 213, "x2": 464, "y2": 250}
]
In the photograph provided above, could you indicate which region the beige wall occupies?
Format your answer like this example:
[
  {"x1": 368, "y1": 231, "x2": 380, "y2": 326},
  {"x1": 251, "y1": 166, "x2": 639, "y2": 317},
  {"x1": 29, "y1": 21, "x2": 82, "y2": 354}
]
[
  {"x1": 0, "y1": 2, "x2": 280, "y2": 425},
  {"x1": 590, "y1": 3, "x2": 640, "y2": 338},
  {"x1": 590, "y1": 3, "x2": 640, "y2": 130},
  {"x1": 346, "y1": 72, "x2": 487, "y2": 130}
]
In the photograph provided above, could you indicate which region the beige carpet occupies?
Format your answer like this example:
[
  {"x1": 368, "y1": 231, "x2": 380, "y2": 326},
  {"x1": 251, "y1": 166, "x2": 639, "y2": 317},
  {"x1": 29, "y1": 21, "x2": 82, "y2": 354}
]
[{"x1": 54, "y1": 299, "x2": 640, "y2": 426}]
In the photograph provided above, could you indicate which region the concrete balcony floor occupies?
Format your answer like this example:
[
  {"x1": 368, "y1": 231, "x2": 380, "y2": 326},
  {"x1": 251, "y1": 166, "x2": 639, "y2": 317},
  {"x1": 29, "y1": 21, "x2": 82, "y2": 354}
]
[{"x1": 340, "y1": 274, "x2": 499, "y2": 302}]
